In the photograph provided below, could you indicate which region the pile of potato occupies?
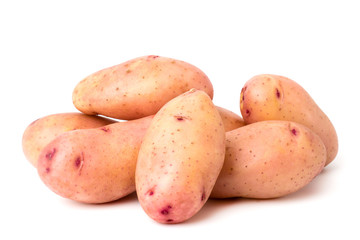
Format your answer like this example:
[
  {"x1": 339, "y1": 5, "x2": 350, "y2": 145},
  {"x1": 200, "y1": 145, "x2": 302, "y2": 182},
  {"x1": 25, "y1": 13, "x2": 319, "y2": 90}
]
[{"x1": 22, "y1": 55, "x2": 338, "y2": 224}]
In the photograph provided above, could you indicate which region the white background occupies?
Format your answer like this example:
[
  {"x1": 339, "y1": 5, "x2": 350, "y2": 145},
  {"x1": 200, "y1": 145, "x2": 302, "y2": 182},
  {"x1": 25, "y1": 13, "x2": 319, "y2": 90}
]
[{"x1": 1, "y1": 0, "x2": 359, "y2": 239}]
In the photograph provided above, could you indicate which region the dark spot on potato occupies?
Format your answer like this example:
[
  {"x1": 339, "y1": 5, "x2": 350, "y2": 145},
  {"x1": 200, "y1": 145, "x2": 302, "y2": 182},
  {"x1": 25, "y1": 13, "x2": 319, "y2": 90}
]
[
  {"x1": 45, "y1": 148, "x2": 56, "y2": 160},
  {"x1": 174, "y1": 115, "x2": 191, "y2": 121},
  {"x1": 245, "y1": 109, "x2": 251, "y2": 116},
  {"x1": 291, "y1": 128, "x2": 297, "y2": 136},
  {"x1": 161, "y1": 209, "x2": 169, "y2": 215},
  {"x1": 160, "y1": 205, "x2": 172, "y2": 215},
  {"x1": 45, "y1": 167, "x2": 50, "y2": 173},
  {"x1": 166, "y1": 219, "x2": 174, "y2": 222},
  {"x1": 100, "y1": 127, "x2": 110, "y2": 132},
  {"x1": 75, "y1": 152, "x2": 84, "y2": 175},
  {"x1": 75, "y1": 157, "x2": 81, "y2": 168},
  {"x1": 276, "y1": 88, "x2": 281, "y2": 98},
  {"x1": 146, "y1": 187, "x2": 156, "y2": 196},
  {"x1": 147, "y1": 55, "x2": 159, "y2": 59},
  {"x1": 201, "y1": 191, "x2": 206, "y2": 201}
]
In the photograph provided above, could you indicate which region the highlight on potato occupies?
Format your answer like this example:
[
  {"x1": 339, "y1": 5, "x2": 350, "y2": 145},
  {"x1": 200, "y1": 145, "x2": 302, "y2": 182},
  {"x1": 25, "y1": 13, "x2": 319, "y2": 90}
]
[{"x1": 22, "y1": 55, "x2": 338, "y2": 224}]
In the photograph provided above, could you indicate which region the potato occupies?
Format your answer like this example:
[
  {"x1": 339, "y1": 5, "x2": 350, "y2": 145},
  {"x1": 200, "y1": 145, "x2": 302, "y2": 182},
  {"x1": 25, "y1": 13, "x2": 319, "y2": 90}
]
[
  {"x1": 22, "y1": 113, "x2": 116, "y2": 167},
  {"x1": 72, "y1": 55, "x2": 213, "y2": 120},
  {"x1": 37, "y1": 116, "x2": 153, "y2": 204},
  {"x1": 211, "y1": 120, "x2": 326, "y2": 199},
  {"x1": 216, "y1": 106, "x2": 245, "y2": 131},
  {"x1": 240, "y1": 74, "x2": 338, "y2": 166},
  {"x1": 135, "y1": 89, "x2": 225, "y2": 224}
]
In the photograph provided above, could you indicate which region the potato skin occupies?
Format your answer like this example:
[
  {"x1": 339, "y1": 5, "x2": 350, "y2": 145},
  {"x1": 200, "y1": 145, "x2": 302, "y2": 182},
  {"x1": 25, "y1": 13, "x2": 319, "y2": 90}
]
[
  {"x1": 72, "y1": 55, "x2": 213, "y2": 120},
  {"x1": 22, "y1": 113, "x2": 116, "y2": 167},
  {"x1": 37, "y1": 116, "x2": 153, "y2": 204},
  {"x1": 240, "y1": 74, "x2": 338, "y2": 166},
  {"x1": 135, "y1": 89, "x2": 225, "y2": 224},
  {"x1": 211, "y1": 120, "x2": 326, "y2": 199},
  {"x1": 216, "y1": 106, "x2": 245, "y2": 131}
]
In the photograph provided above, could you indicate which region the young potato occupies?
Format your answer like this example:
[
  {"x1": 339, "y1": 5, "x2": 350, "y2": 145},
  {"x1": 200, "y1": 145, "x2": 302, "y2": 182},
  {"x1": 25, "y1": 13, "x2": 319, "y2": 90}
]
[
  {"x1": 136, "y1": 89, "x2": 225, "y2": 224},
  {"x1": 216, "y1": 106, "x2": 245, "y2": 131},
  {"x1": 37, "y1": 116, "x2": 153, "y2": 204},
  {"x1": 211, "y1": 120, "x2": 326, "y2": 199},
  {"x1": 240, "y1": 74, "x2": 338, "y2": 166},
  {"x1": 73, "y1": 55, "x2": 213, "y2": 120},
  {"x1": 22, "y1": 113, "x2": 116, "y2": 167}
]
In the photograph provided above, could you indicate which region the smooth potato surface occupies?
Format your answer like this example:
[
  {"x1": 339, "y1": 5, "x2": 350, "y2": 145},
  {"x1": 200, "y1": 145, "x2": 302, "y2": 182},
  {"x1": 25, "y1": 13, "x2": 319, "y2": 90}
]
[
  {"x1": 216, "y1": 106, "x2": 245, "y2": 131},
  {"x1": 73, "y1": 55, "x2": 213, "y2": 120},
  {"x1": 136, "y1": 89, "x2": 225, "y2": 224},
  {"x1": 211, "y1": 120, "x2": 326, "y2": 199},
  {"x1": 37, "y1": 116, "x2": 153, "y2": 204},
  {"x1": 240, "y1": 74, "x2": 338, "y2": 166},
  {"x1": 22, "y1": 113, "x2": 116, "y2": 167}
]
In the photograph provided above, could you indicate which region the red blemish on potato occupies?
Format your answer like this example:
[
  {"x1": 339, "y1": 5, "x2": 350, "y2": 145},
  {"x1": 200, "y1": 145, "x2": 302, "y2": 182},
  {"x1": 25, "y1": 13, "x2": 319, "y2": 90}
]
[
  {"x1": 75, "y1": 157, "x2": 81, "y2": 167},
  {"x1": 45, "y1": 167, "x2": 50, "y2": 173},
  {"x1": 160, "y1": 205, "x2": 172, "y2": 215},
  {"x1": 166, "y1": 219, "x2": 174, "y2": 222},
  {"x1": 245, "y1": 109, "x2": 251, "y2": 116},
  {"x1": 291, "y1": 128, "x2": 297, "y2": 136},
  {"x1": 100, "y1": 127, "x2": 110, "y2": 132},
  {"x1": 147, "y1": 55, "x2": 159, "y2": 59},
  {"x1": 174, "y1": 115, "x2": 191, "y2": 121},
  {"x1": 45, "y1": 148, "x2": 56, "y2": 160},
  {"x1": 276, "y1": 88, "x2": 281, "y2": 99},
  {"x1": 161, "y1": 209, "x2": 169, "y2": 215},
  {"x1": 146, "y1": 187, "x2": 156, "y2": 196},
  {"x1": 75, "y1": 152, "x2": 84, "y2": 175},
  {"x1": 201, "y1": 191, "x2": 206, "y2": 201}
]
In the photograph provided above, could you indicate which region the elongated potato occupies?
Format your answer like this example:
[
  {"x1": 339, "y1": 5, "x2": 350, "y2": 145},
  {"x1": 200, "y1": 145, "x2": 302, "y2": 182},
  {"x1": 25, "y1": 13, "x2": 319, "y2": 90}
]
[
  {"x1": 73, "y1": 55, "x2": 213, "y2": 120},
  {"x1": 216, "y1": 106, "x2": 245, "y2": 131},
  {"x1": 22, "y1": 113, "x2": 116, "y2": 167},
  {"x1": 37, "y1": 116, "x2": 153, "y2": 204},
  {"x1": 211, "y1": 120, "x2": 326, "y2": 199},
  {"x1": 136, "y1": 89, "x2": 225, "y2": 224},
  {"x1": 240, "y1": 74, "x2": 338, "y2": 166}
]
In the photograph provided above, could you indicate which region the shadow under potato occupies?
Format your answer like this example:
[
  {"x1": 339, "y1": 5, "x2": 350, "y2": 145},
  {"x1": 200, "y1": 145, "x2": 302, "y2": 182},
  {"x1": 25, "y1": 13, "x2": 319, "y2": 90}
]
[
  {"x1": 57, "y1": 163, "x2": 336, "y2": 223},
  {"x1": 186, "y1": 166, "x2": 335, "y2": 224}
]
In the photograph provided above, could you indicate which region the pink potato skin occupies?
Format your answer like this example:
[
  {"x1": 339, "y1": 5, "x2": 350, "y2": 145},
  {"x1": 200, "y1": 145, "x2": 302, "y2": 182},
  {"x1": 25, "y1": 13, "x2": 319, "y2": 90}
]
[
  {"x1": 136, "y1": 89, "x2": 225, "y2": 224},
  {"x1": 72, "y1": 55, "x2": 213, "y2": 120},
  {"x1": 211, "y1": 120, "x2": 326, "y2": 199},
  {"x1": 22, "y1": 113, "x2": 116, "y2": 167},
  {"x1": 37, "y1": 116, "x2": 153, "y2": 204},
  {"x1": 240, "y1": 74, "x2": 338, "y2": 166}
]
